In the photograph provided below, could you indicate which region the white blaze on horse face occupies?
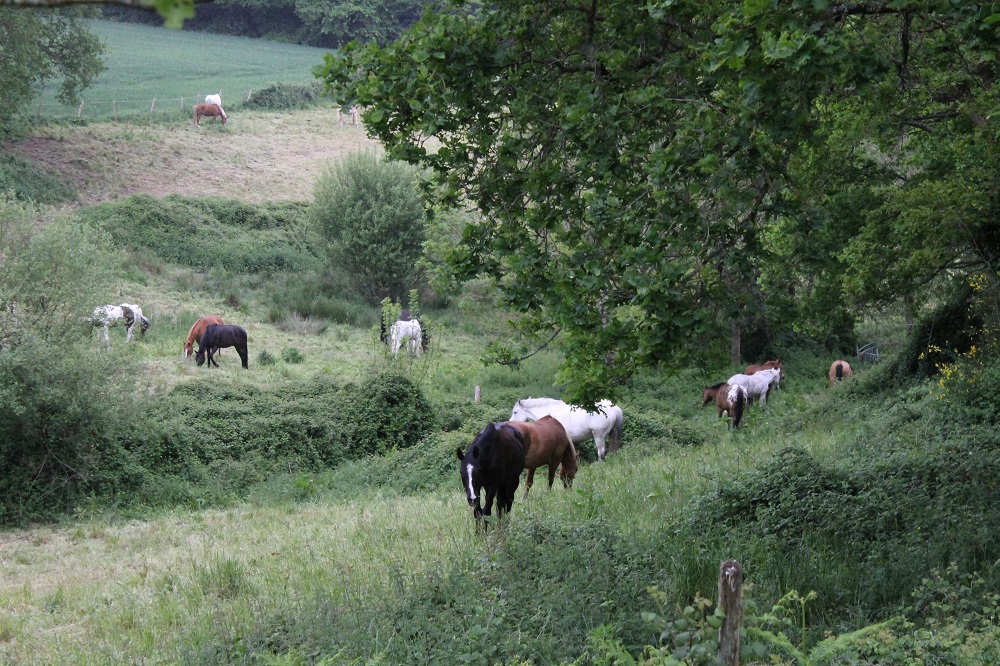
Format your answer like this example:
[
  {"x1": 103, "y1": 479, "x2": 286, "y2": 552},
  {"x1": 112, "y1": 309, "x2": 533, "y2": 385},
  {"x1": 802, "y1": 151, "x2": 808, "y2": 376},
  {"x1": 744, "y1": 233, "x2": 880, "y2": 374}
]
[{"x1": 465, "y1": 463, "x2": 477, "y2": 503}]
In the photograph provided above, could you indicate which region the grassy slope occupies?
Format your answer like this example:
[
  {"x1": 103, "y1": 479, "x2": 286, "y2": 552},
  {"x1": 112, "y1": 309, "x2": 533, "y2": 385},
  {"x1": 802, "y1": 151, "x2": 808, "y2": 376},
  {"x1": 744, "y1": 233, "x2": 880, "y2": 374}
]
[
  {"x1": 0, "y1": 24, "x2": 957, "y2": 663},
  {"x1": 37, "y1": 20, "x2": 333, "y2": 120}
]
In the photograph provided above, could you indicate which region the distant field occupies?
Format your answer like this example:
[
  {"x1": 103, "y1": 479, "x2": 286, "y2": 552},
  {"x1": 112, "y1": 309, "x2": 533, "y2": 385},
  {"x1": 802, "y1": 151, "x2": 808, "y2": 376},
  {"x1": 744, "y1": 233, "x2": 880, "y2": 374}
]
[{"x1": 37, "y1": 20, "x2": 334, "y2": 120}]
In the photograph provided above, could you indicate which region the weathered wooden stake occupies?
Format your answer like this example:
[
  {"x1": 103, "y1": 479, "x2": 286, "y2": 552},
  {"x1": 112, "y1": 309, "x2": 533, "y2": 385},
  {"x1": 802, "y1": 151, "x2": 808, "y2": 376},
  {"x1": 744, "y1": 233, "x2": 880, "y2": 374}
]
[
  {"x1": 474, "y1": 386, "x2": 481, "y2": 402},
  {"x1": 77, "y1": 101, "x2": 84, "y2": 118},
  {"x1": 150, "y1": 98, "x2": 156, "y2": 113},
  {"x1": 718, "y1": 559, "x2": 743, "y2": 666}
]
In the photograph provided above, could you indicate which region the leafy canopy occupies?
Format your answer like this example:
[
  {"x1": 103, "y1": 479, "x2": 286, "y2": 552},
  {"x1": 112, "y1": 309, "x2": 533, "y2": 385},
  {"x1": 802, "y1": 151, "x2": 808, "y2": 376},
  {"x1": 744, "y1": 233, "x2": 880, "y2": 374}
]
[{"x1": 318, "y1": 0, "x2": 1000, "y2": 403}]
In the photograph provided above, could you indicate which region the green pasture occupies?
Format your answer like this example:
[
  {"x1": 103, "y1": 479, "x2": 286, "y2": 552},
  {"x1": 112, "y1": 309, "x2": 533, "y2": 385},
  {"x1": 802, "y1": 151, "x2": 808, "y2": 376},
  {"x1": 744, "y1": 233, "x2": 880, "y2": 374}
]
[{"x1": 36, "y1": 20, "x2": 333, "y2": 120}]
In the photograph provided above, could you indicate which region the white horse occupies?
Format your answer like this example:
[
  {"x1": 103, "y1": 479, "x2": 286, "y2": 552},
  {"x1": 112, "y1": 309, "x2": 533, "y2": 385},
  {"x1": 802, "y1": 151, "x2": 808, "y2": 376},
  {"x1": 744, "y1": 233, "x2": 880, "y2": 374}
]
[
  {"x1": 389, "y1": 319, "x2": 422, "y2": 357},
  {"x1": 205, "y1": 93, "x2": 227, "y2": 120},
  {"x1": 510, "y1": 397, "x2": 624, "y2": 461},
  {"x1": 727, "y1": 368, "x2": 780, "y2": 405},
  {"x1": 90, "y1": 303, "x2": 148, "y2": 346}
]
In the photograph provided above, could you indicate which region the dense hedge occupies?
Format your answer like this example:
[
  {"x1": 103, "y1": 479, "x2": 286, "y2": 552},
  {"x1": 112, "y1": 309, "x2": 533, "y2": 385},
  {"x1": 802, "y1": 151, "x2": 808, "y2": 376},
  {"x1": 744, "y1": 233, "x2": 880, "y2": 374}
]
[
  {"x1": 243, "y1": 82, "x2": 325, "y2": 110},
  {"x1": 75, "y1": 194, "x2": 321, "y2": 273}
]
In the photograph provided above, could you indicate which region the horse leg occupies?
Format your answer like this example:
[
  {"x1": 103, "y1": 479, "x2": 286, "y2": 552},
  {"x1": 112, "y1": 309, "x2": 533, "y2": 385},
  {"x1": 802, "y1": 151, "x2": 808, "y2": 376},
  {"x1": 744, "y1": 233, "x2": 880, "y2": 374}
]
[
  {"x1": 594, "y1": 435, "x2": 607, "y2": 461},
  {"x1": 547, "y1": 463, "x2": 558, "y2": 489},
  {"x1": 523, "y1": 468, "x2": 535, "y2": 498},
  {"x1": 238, "y1": 342, "x2": 248, "y2": 369}
]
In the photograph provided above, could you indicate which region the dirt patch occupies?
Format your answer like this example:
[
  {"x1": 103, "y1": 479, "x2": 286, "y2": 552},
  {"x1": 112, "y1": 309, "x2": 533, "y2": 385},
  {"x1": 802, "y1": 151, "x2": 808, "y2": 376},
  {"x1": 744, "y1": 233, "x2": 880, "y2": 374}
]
[{"x1": 5, "y1": 109, "x2": 382, "y2": 206}]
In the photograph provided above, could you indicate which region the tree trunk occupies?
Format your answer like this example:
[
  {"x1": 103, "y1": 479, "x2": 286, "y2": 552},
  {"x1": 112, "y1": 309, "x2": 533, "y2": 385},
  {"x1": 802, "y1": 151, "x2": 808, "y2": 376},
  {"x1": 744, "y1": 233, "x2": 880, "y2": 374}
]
[{"x1": 731, "y1": 321, "x2": 742, "y2": 368}]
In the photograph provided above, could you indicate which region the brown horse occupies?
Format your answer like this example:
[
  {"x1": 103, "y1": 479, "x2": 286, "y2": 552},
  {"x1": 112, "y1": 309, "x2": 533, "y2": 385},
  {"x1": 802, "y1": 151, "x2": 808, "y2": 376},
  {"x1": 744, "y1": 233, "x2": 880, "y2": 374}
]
[
  {"x1": 829, "y1": 360, "x2": 853, "y2": 387},
  {"x1": 183, "y1": 315, "x2": 224, "y2": 359},
  {"x1": 504, "y1": 416, "x2": 578, "y2": 496},
  {"x1": 194, "y1": 103, "x2": 227, "y2": 126},
  {"x1": 745, "y1": 359, "x2": 784, "y2": 381},
  {"x1": 703, "y1": 382, "x2": 748, "y2": 428}
]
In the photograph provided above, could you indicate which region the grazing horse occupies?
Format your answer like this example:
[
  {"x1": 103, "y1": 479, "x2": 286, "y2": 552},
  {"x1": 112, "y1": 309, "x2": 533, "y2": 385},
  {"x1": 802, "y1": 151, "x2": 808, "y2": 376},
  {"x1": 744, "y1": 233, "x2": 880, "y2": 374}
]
[
  {"x1": 744, "y1": 359, "x2": 785, "y2": 387},
  {"x1": 727, "y1": 368, "x2": 781, "y2": 405},
  {"x1": 389, "y1": 319, "x2": 423, "y2": 357},
  {"x1": 380, "y1": 310, "x2": 429, "y2": 352},
  {"x1": 457, "y1": 422, "x2": 526, "y2": 524},
  {"x1": 510, "y1": 397, "x2": 623, "y2": 461},
  {"x1": 702, "y1": 382, "x2": 725, "y2": 408},
  {"x1": 504, "y1": 416, "x2": 578, "y2": 497},
  {"x1": 90, "y1": 303, "x2": 148, "y2": 345},
  {"x1": 194, "y1": 103, "x2": 227, "y2": 126},
  {"x1": 204, "y1": 93, "x2": 226, "y2": 118},
  {"x1": 715, "y1": 383, "x2": 748, "y2": 428},
  {"x1": 829, "y1": 360, "x2": 853, "y2": 387},
  {"x1": 196, "y1": 324, "x2": 248, "y2": 369},
  {"x1": 183, "y1": 314, "x2": 224, "y2": 360}
]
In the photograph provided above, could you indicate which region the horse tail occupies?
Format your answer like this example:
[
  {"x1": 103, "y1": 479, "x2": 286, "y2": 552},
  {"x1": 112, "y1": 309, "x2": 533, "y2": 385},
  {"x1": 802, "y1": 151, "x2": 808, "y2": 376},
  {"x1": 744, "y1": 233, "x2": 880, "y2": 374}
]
[
  {"x1": 731, "y1": 389, "x2": 746, "y2": 428},
  {"x1": 835, "y1": 363, "x2": 844, "y2": 380},
  {"x1": 608, "y1": 408, "x2": 624, "y2": 453}
]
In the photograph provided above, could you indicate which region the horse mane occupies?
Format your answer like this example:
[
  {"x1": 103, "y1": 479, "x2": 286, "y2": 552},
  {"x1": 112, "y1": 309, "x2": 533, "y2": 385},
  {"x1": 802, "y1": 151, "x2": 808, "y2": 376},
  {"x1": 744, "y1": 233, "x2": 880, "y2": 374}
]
[
  {"x1": 707, "y1": 381, "x2": 726, "y2": 390},
  {"x1": 518, "y1": 397, "x2": 564, "y2": 408}
]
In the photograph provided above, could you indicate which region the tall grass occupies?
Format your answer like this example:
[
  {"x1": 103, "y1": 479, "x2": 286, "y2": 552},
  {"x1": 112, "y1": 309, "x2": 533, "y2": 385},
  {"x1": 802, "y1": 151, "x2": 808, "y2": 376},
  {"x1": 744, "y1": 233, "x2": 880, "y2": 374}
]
[{"x1": 37, "y1": 20, "x2": 333, "y2": 120}]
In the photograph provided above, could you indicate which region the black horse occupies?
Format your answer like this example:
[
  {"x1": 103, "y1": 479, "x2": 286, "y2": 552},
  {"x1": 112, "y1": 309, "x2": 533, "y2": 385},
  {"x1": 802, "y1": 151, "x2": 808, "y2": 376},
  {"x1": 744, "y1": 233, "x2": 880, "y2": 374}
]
[
  {"x1": 196, "y1": 324, "x2": 249, "y2": 369},
  {"x1": 457, "y1": 422, "x2": 526, "y2": 525}
]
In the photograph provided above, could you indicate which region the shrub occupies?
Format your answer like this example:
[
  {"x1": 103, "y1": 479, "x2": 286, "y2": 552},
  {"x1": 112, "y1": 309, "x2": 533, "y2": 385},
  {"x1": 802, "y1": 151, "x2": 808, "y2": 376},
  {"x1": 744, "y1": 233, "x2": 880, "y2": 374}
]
[
  {"x1": 309, "y1": 151, "x2": 426, "y2": 305},
  {"x1": 0, "y1": 153, "x2": 77, "y2": 204},
  {"x1": 339, "y1": 371, "x2": 437, "y2": 457},
  {"x1": 281, "y1": 347, "x2": 304, "y2": 364},
  {"x1": 242, "y1": 82, "x2": 324, "y2": 110},
  {"x1": 75, "y1": 195, "x2": 321, "y2": 274}
]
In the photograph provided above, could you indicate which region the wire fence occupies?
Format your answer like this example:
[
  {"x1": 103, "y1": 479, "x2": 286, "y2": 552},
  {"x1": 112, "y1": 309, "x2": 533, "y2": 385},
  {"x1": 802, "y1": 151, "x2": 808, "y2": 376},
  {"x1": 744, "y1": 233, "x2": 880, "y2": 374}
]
[{"x1": 34, "y1": 91, "x2": 258, "y2": 121}]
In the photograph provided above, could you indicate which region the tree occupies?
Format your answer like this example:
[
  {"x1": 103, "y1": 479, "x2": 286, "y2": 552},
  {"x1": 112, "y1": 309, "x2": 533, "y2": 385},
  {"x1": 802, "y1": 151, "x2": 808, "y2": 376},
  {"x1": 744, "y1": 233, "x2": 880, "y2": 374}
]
[
  {"x1": 1, "y1": 0, "x2": 197, "y2": 28},
  {"x1": 318, "y1": 1, "x2": 1000, "y2": 403},
  {"x1": 0, "y1": 5, "x2": 106, "y2": 136},
  {"x1": 309, "y1": 151, "x2": 426, "y2": 305}
]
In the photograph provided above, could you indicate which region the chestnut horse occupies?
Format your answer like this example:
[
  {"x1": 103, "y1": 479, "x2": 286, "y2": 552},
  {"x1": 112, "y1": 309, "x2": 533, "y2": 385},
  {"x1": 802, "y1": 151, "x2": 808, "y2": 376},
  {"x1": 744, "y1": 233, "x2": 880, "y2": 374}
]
[
  {"x1": 194, "y1": 103, "x2": 227, "y2": 126},
  {"x1": 745, "y1": 359, "x2": 785, "y2": 386},
  {"x1": 504, "y1": 415, "x2": 578, "y2": 497},
  {"x1": 184, "y1": 315, "x2": 224, "y2": 360},
  {"x1": 702, "y1": 382, "x2": 748, "y2": 428},
  {"x1": 829, "y1": 360, "x2": 853, "y2": 387}
]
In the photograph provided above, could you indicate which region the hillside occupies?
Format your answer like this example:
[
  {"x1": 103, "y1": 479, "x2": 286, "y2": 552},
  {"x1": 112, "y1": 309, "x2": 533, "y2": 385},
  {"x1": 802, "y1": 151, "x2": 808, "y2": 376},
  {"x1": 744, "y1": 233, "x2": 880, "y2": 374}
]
[{"x1": 6, "y1": 110, "x2": 379, "y2": 206}]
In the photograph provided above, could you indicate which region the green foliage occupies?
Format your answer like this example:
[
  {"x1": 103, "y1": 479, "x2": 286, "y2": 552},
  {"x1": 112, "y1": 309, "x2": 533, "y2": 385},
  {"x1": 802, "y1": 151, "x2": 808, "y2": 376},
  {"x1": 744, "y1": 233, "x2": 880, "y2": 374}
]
[
  {"x1": 0, "y1": 199, "x2": 141, "y2": 524},
  {"x1": 337, "y1": 371, "x2": 436, "y2": 457},
  {"x1": 243, "y1": 82, "x2": 324, "y2": 110},
  {"x1": 321, "y1": 1, "x2": 1000, "y2": 402},
  {"x1": 281, "y1": 347, "x2": 305, "y2": 363},
  {"x1": 75, "y1": 195, "x2": 321, "y2": 274},
  {"x1": 0, "y1": 154, "x2": 76, "y2": 204},
  {"x1": 309, "y1": 151, "x2": 427, "y2": 305},
  {"x1": 0, "y1": 6, "x2": 105, "y2": 136}
]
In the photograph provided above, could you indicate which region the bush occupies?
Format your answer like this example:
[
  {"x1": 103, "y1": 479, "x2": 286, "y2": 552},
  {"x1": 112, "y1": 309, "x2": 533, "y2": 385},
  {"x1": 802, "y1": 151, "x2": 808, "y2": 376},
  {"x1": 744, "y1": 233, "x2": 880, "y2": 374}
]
[
  {"x1": 75, "y1": 195, "x2": 321, "y2": 274},
  {"x1": 0, "y1": 153, "x2": 77, "y2": 204},
  {"x1": 309, "y1": 151, "x2": 426, "y2": 305},
  {"x1": 242, "y1": 82, "x2": 324, "y2": 110},
  {"x1": 339, "y1": 371, "x2": 437, "y2": 457}
]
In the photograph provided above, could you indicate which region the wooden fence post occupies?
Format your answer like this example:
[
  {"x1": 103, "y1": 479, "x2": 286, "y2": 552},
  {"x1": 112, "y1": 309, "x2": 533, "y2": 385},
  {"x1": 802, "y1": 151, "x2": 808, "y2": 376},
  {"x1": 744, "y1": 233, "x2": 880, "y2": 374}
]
[
  {"x1": 474, "y1": 386, "x2": 481, "y2": 402},
  {"x1": 77, "y1": 101, "x2": 84, "y2": 118},
  {"x1": 718, "y1": 559, "x2": 743, "y2": 666},
  {"x1": 150, "y1": 98, "x2": 156, "y2": 113}
]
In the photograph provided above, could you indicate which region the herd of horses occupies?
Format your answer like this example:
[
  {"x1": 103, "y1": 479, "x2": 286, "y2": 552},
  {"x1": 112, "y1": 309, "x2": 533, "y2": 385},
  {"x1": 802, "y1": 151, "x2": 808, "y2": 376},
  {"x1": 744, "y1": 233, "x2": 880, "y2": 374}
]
[{"x1": 87, "y1": 302, "x2": 859, "y2": 529}]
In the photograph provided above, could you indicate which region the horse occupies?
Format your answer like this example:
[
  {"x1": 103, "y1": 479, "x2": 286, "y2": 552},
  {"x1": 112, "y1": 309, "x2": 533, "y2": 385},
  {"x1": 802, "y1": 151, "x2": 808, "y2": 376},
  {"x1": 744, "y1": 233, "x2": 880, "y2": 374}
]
[
  {"x1": 727, "y1": 368, "x2": 781, "y2": 405},
  {"x1": 204, "y1": 93, "x2": 226, "y2": 118},
  {"x1": 829, "y1": 359, "x2": 853, "y2": 387},
  {"x1": 503, "y1": 415, "x2": 578, "y2": 497},
  {"x1": 196, "y1": 324, "x2": 248, "y2": 369},
  {"x1": 457, "y1": 422, "x2": 526, "y2": 524},
  {"x1": 183, "y1": 314, "x2": 224, "y2": 360},
  {"x1": 510, "y1": 397, "x2": 624, "y2": 461},
  {"x1": 380, "y1": 310, "x2": 429, "y2": 352},
  {"x1": 744, "y1": 359, "x2": 785, "y2": 387},
  {"x1": 702, "y1": 382, "x2": 725, "y2": 408},
  {"x1": 194, "y1": 103, "x2": 227, "y2": 126},
  {"x1": 718, "y1": 383, "x2": 749, "y2": 428},
  {"x1": 89, "y1": 303, "x2": 147, "y2": 345},
  {"x1": 389, "y1": 319, "x2": 423, "y2": 357}
]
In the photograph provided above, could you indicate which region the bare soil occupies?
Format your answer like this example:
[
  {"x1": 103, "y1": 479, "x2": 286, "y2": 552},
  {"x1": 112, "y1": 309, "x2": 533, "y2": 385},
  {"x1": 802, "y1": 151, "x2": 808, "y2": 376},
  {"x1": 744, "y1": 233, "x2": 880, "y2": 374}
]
[{"x1": 5, "y1": 108, "x2": 381, "y2": 206}]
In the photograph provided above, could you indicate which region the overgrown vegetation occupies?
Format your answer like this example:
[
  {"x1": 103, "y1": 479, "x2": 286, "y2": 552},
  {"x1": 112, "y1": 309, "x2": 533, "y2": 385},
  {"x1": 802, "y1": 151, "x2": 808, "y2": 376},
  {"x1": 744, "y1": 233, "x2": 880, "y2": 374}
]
[{"x1": 242, "y1": 82, "x2": 324, "y2": 110}]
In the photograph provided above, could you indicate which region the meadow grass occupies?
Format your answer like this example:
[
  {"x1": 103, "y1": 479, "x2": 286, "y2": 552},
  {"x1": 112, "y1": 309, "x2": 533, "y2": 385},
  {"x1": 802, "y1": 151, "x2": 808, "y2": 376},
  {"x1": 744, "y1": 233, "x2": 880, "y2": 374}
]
[{"x1": 37, "y1": 20, "x2": 333, "y2": 121}]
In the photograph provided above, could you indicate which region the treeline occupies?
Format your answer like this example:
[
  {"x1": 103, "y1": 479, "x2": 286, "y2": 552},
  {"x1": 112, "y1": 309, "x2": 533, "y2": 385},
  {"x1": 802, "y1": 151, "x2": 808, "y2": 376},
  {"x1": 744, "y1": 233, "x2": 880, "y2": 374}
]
[{"x1": 102, "y1": 0, "x2": 431, "y2": 48}]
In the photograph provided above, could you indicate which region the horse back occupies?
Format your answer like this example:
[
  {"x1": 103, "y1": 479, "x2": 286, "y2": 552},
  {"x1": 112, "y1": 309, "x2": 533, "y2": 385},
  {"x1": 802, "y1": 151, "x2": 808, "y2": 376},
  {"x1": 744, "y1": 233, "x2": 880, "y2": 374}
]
[{"x1": 505, "y1": 416, "x2": 568, "y2": 467}]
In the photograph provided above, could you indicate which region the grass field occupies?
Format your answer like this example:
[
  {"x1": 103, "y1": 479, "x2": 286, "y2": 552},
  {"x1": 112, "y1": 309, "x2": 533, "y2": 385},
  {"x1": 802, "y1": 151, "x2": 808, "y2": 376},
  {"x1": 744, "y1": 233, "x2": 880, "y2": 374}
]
[{"x1": 37, "y1": 20, "x2": 333, "y2": 121}]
